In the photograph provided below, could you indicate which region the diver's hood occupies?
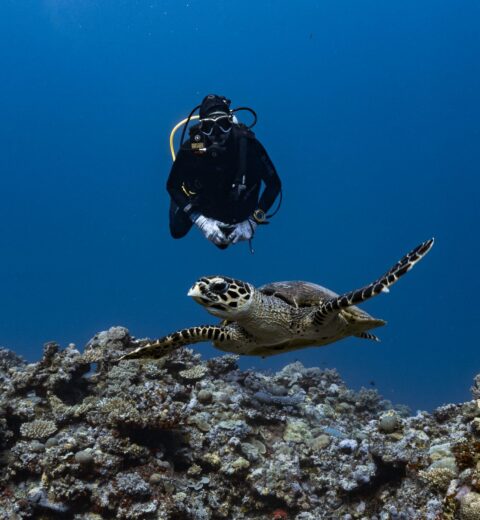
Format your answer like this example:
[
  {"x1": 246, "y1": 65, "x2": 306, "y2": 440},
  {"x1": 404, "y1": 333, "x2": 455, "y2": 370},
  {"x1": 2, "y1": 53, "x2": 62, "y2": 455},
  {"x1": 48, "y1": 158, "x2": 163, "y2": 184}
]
[{"x1": 199, "y1": 94, "x2": 231, "y2": 119}]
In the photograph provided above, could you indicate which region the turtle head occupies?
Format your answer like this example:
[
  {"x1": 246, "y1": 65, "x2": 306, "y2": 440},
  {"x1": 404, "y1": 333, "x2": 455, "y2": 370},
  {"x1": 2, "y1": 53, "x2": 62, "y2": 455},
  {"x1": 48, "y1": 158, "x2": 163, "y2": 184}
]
[{"x1": 188, "y1": 276, "x2": 254, "y2": 318}]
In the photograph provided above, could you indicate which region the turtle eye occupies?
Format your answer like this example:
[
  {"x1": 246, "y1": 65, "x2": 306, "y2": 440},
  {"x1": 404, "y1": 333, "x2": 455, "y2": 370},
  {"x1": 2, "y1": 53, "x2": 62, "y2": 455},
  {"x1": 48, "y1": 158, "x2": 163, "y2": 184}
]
[{"x1": 211, "y1": 281, "x2": 229, "y2": 294}]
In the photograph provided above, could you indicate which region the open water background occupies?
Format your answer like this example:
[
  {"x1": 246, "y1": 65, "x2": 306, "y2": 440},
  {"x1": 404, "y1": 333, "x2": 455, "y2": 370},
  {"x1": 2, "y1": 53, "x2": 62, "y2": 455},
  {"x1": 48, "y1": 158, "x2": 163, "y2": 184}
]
[{"x1": 0, "y1": 0, "x2": 479, "y2": 411}]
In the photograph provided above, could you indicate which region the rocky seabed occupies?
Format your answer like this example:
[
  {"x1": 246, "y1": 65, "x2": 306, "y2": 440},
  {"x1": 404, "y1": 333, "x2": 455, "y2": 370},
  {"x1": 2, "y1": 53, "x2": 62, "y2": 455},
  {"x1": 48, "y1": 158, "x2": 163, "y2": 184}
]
[{"x1": 1, "y1": 326, "x2": 480, "y2": 520}]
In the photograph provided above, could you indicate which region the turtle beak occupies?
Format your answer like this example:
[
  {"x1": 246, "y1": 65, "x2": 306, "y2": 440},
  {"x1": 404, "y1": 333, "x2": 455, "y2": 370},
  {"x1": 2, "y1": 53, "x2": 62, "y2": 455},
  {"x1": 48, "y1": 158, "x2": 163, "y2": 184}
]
[
  {"x1": 187, "y1": 284, "x2": 203, "y2": 300},
  {"x1": 187, "y1": 286, "x2": 199, "y2": 297}
]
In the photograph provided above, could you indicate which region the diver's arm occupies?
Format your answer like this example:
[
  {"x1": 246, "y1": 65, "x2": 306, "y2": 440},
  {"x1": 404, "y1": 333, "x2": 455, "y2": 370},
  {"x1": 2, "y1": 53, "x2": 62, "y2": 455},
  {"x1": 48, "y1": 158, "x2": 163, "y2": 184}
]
[
  {"x1": 252, "y1": 139, "x2": 282, "y2": 213},
  {"x1": 166, "y1": 149, "x2": 198, "y2": 218},
  {"x1": 167, "y1": 150, "x2": 228, "y2": 244}
]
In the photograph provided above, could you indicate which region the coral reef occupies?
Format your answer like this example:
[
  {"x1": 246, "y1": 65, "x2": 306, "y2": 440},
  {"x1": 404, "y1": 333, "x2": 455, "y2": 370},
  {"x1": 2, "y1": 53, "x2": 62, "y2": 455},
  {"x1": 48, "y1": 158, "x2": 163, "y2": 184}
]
[{"x1": 1, "y1": 327, "x2": 480, "y2": 519}]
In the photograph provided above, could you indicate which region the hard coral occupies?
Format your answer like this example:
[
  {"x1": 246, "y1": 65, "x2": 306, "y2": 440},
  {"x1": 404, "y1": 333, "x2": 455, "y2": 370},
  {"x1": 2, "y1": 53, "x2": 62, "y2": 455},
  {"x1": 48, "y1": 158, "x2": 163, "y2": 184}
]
[
  {"x1": 460, "y1": 491, "x2": 480, "y2": 520},
  {"x1": 179, "y1": 365, "x2": 208, "y2": 381},
  {"x1": 20, "y1": 419, "x2": 57, "y2": 440},
  {"x1": 419, "y1": 467, "x2": 456, "y2": 492}
]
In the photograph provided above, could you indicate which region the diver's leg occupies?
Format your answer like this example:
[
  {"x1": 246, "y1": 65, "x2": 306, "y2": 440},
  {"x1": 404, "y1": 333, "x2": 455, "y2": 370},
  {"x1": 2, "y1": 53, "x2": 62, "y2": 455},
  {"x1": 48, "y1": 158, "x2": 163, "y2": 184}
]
[{"x1": 169, "y1": 200, "x2": 193, "y2": 239}]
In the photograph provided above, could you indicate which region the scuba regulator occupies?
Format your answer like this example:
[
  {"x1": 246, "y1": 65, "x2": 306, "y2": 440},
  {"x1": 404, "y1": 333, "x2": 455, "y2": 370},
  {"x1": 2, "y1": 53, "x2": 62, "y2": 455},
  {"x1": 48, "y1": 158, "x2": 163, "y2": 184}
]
[{"x1": 188, "y1": 126, "x2": 230, "y2": 158}]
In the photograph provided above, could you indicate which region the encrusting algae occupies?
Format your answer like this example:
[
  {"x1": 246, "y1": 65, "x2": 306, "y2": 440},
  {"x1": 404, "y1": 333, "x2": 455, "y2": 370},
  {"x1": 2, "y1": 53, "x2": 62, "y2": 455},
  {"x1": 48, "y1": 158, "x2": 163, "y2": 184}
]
[{"x1": 1, "y1": 326, "x2": 480, "y2": 519}]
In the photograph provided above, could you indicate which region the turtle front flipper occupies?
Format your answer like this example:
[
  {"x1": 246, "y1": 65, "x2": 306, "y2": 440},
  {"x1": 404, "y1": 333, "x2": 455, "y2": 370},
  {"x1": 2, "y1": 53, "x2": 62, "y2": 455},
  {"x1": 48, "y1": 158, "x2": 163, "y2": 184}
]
[
  {"x1": 119, "y1": 325, "x2": 230, "y2": 360},
  {"x1": 355, "y1": 332, "x2": 381, "y2": 342},
  {"x1": 312, "y1": 238, "x2": 434, "y2": 325}
]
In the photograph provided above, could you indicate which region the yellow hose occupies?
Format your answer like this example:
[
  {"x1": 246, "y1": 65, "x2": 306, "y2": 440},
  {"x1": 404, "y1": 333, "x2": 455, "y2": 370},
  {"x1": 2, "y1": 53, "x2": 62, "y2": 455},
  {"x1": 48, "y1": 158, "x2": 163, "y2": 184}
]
[{"x1": 169, "y1": 115, "x2": 199, "y2": 161}]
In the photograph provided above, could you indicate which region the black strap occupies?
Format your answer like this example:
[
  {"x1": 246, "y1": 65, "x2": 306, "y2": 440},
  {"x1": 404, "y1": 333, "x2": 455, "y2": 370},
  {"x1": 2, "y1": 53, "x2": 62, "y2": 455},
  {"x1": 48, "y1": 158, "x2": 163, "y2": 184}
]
[{"x1": 235, "y1": 132, "x2": 248, "y2": 187}]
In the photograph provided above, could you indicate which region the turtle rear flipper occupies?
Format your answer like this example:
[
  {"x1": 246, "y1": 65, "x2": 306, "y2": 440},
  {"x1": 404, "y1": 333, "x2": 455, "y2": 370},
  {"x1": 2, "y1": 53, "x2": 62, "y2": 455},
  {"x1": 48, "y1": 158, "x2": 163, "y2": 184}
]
[{"x1": 313, "y1": 238, "x2": 434, "y2": 325}]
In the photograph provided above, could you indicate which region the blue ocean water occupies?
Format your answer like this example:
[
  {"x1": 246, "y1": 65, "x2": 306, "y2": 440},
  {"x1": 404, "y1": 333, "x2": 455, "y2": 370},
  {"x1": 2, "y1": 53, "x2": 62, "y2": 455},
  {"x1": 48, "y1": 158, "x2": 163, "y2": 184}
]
[{"x1": 0, "y1": 0, "x2": 478, "y2": 411}]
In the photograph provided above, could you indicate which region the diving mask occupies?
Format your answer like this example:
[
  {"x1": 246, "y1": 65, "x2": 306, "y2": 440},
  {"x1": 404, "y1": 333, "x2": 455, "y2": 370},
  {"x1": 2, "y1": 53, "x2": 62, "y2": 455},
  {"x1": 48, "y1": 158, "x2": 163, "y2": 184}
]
[{"x1": 199, "y1": 112, "x2": 233, "y2": 136}]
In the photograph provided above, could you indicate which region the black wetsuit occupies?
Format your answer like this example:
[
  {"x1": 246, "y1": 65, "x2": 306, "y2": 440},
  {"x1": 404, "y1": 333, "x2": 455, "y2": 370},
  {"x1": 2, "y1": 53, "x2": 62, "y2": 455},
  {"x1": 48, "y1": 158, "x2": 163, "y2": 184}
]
[{"x1": 167, "y1": 126, "x2": 281, "y2": 238}]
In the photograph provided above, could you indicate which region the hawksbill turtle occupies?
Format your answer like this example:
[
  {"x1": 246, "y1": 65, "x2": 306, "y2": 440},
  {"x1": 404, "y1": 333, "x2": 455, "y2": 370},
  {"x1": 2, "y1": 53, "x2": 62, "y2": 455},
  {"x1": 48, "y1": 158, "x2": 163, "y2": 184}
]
[{"x1": 121, "y1": 239, "x2": 433, "y2": 360}]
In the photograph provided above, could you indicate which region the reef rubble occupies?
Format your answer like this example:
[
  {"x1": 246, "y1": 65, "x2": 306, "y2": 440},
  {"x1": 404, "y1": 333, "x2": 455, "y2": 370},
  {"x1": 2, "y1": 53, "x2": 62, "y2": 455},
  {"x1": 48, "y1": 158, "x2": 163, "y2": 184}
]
[{"x1": 1, "y1": 327, "x2": 480, "y2": 519}]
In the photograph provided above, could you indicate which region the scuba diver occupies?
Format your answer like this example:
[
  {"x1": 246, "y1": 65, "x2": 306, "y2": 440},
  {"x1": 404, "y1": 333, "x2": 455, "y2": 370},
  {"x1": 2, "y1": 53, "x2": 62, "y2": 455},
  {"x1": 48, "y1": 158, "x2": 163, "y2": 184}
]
[{"x1": 167, "y1": 94, "x2": 282, "y2": 249}]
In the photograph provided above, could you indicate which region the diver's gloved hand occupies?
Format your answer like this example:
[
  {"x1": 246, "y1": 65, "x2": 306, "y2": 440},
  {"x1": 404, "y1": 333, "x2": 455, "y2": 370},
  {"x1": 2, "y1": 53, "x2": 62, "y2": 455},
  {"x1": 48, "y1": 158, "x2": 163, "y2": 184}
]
[
  {"x1": 228, "y1": 219, "x2": 257, "y2": 244},
  {"x1": 193, "y1": 215, "x2": 229, "y2": 246}
]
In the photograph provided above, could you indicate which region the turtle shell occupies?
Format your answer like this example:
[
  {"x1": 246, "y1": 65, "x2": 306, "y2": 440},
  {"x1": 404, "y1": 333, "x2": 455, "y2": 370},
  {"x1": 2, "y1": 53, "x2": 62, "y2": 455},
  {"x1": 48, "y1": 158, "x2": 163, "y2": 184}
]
[
  {"x1": 258, "y1": 281, "x2": 338, "y2": 308},
  {"x1": 258, "y1": 281, "x2": 376, "y2": 322}
]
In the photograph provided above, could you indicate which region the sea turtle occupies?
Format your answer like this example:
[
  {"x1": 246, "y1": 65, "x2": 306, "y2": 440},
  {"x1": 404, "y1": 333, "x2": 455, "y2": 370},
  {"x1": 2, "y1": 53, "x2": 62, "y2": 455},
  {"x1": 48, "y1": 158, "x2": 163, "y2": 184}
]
[{"x1": 121, "y1": 238, "x2": 433, "y2": 360}]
